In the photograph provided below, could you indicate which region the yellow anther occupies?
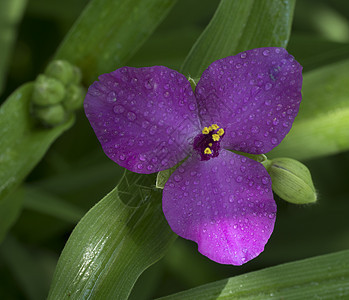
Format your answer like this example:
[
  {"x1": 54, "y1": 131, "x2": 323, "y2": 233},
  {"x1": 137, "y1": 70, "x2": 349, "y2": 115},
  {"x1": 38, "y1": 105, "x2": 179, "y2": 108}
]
[
  {"x1": 211, "y1": 124, "x2": 219, "y2": 130},
  {"x1": 204, "y1": 147, "x2": 212, "y2": 155},
  {"x1": 217, "y1": 128, "x2": 225, "y2": 136},
  {"x1": 208, "y1": 126, "x2": 213, "y2": 132},
  {"x1": 202, "y1": 127, "x2": 210, "y2": 134},
  {"x1": 208, "y1": 143, "x2": 212, "y2": 147},
  {"x1": 212, "y1": 134, "x2": 220, "y2": 141}
]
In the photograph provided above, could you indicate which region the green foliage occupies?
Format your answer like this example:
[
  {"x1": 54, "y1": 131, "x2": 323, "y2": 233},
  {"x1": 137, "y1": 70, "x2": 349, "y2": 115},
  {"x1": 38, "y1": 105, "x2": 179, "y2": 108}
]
[
  {"x1": 48, "y1": 171, "x2": 176, "y2": 300},
  {"x1": 157, "y1": 250, "x2": 349, "y2": 299},
  {"x1": 269, "y1": 59, "x2": 349, "y2": 160},
  {"x1": 1, "y1": 0, "x2": 349, "y2": 299},
  {"x1": 55, "y1": 0, "x2": 177, "y2": 85},
  {"x1": 0, "y1": 83, "x2": 74, "y2": 204},
  {"x1": 181, "y1": 0, "x2": 296, "y2": 77}
]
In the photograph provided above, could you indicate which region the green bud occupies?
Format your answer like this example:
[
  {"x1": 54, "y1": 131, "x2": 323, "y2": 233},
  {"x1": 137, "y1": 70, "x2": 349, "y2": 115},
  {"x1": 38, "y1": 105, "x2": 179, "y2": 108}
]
[
  {"x1": 62, "y1": 84, "x2": 85, "y2": 111},
  {"x1": 45, "y1": 60, "x2": 82, "y2": 85},
  {"x1": 34, "y1": 104, "x2": 66, "y2": 127},
  {"x1": 32, "y1": 74, "x2": 65, "y2": 106},
  {"x1": 268, "y1": 158, "x2": 317, "y2": 204}
]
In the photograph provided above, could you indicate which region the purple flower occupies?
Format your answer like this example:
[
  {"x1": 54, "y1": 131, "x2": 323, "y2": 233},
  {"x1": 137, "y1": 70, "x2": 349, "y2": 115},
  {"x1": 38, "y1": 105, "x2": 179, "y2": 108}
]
[{"x1": 84, "y1": 47, "x2": 302, "y2": 265}]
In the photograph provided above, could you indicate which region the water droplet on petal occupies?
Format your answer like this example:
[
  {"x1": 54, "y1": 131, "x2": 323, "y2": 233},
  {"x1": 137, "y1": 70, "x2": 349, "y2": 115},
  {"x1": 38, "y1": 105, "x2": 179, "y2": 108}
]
[
  {"x1": 174, "y1": 174, "x2": 182, "y2": 182},
  {"x1": 262, "y1": 176, "x2": 270, "y2": 184},
  {"x1": 240, "y1": 52, "x2": 247, "y2": 59},
  {"x1": 263, "y1": 49, "x2": 270, "y2": 56},
  {"x1": 127, "y1": 112, "x2": 136, "y2": 121},
  {"x1": 236, "y1": 176, "x2": 243, "y2": 183},
  {"x1": 113, "y1": 105, "x2": 124, "y2": 114},
  {"x1": 107, "y1": 91, "x2": 117, "y2": 103},
  {"x1": 271, "y1": 137, "x2": 278, "y2": 145}
]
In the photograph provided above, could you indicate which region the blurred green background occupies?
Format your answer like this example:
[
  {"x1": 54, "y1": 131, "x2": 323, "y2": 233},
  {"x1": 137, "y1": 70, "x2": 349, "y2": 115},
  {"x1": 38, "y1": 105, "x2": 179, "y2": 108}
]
[{"x1": 0, "y1": 0, "x2": 349, "y2": 299}]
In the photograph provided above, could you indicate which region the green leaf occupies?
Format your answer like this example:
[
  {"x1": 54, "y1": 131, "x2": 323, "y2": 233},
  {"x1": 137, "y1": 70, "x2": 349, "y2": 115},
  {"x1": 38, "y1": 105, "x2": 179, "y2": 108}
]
[
  {"x1": 0, "y1": 0, "x2": 27, "y2": 95},
  {"x1": 157, "y1": 250, "x2": 349, "y2": 299},
  {"x1": 0, "y1": 189, "x2": 22, "y2": 243},
  {"x1": 181, "y1": 0, "x2": 296, "y2": 77},
  {"x1": 48, "y1": 171, "x2": 176, "y2": 300},
  {"x1": 54, "y1": 0, "x2": 177, "y2": 85},
  {"x1": 0, "y1": 235, "x2": 53, "y2": 300},
  {"x1": 22, "y1": 185, "x2": 85, "y2": 224},
  {"x1": 0, "y1": 83, "x2": 74, "y2": 203},
  {"x1": 269, "y1": 59, "x2": 349, "y2": 160},
  {"x1": 288, "y1": 34, "x2": 349, "y2": 72}
]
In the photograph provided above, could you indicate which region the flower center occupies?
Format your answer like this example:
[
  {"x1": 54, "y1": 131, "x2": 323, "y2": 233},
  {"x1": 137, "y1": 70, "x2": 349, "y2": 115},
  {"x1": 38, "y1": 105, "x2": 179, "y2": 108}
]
[{"x1": 193, "y1": 124, "x2": 225, "y2": 161}]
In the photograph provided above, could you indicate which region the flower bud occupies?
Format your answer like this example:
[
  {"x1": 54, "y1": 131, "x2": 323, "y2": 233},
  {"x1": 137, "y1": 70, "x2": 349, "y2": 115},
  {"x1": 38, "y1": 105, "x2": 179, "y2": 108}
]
[
  {"x1": 268, "y1": 158, "x2": 317, "y2": 204},
  {"x1": 34, "y1": 104, "x2": 66, "y2": 127},
  {"x1": 32, "y1": 74, "x2": 65, "y2": 106},
  {"x1": 62, "y1": 84, "x2": 85, "y2": 111},
  {"x1": 45, "y1": 60, "x2": 81, "y2": 85}
]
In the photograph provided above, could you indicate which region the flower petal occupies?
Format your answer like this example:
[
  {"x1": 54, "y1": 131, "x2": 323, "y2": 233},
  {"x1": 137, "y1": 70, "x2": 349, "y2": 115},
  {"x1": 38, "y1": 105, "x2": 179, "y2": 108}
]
[
  {"x1": 162, "y1": 150, "x2": 276, "y2": 265},
  {"x1": 195, "y1": 47, "x2": 302, "y2": 154},
  {"x1": 84, "y1": 66, "x2": 201, "y2": 174}
]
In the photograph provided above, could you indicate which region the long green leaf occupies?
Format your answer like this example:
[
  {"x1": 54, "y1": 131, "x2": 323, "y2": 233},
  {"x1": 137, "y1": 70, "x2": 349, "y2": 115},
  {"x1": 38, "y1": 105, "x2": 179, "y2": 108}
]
[
  {"x1": 0, "y1": 189, "x2": 22, "y2": 243},
  {"x1": 0, "y1": 83, "x2": 74, "y2": 204},
  {"x1": 0, "y1": 235, "x2": 53, "y2": 300},
  {"x1": 48, "y1": 171, "x2": 176, "y2": 300},
  {"x1": 55, "y1": 0, "x2": 177, "y2": 85},
  {"x1": 269, "y1": 59, "x2": 349, "y2": 160},
  {"x1": 181, "y1": 0, "x2": 295, "y2": 77},
  {"x1": 158, "y1": 250, "x2": 349, "y2": 299},
  {"x1": 0, "y1": 0, "x2": 27, "y2": 95}
]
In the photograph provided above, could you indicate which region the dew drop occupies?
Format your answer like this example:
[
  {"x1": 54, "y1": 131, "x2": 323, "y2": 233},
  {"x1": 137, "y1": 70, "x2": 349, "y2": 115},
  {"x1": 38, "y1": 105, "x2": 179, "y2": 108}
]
[
  {"x1": 254, "y1": 140, "x2": 263, "y2": 148},
  {"x1": 262, "y1": 176, "x2": 270, "y2": 185},
  {"x1": 265, "y1": 83, "x2": 272, "y2": 90},
  {"x1": 119, "y1": 154, "x2": 126, "y2": 161},
  {"x1": 236, "y1": 176, "x2": 243, "y2": 183},
  {"x1": 139, "y1": 154, "x2": 146, "y2": 161},
  {"x1": 264, "y1": 99, "x2": 272, "y2": 106},
  {"x1": 113, "y1": 105, "x2": 124, "y2": 114},
  {"x1": 149, "y1": 125, "x2": 157, "y2": 135},
  {"x1": 240, "y1": 52, "x2": 247, "y2": 59},
  {"x1": 271, "y1": 137, "x2": 278, "y2": 145},
  {"x1": 189, "y1": 103, "x2": 196, "y2": 111},
  {"x1": 263, "y1": 49, "x2": 270, "y2": 56},
  {"x1": 251, "y1": 125, "x2": 260, "y2": 134},
  {"x1": 107, "y1": 91, "x2": 117, "y2": 103},
  {"x1": 174, "y1": 175, "x2": 182, "y2": 182},
  {"x1": 127, "y1": 112, "x2": 136, "y2": 121},
  {"x1": 137, "y1": 163, "x2": 143, "y2": 170}
]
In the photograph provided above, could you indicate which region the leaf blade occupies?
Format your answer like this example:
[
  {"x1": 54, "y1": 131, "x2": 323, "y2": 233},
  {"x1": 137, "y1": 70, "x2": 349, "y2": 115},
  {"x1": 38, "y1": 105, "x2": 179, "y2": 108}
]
[
  {"x1": 181, "y1": 0, "x2": 296, "y2": 77},
  {"x1": 55, "y1": 0, "x2": 177, "y2": 85},
  {"x1": 157, "y1": 250, "x2": 349, "y2": 300},
  {"x1": 48, "y1": 171, "x2": 176, "y2": 300}
]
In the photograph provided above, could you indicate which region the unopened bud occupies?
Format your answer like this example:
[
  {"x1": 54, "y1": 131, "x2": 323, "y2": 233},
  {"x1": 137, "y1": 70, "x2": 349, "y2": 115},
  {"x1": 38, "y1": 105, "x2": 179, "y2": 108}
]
[
  {"x1": 32, "y1": 75, "x2": 65, "y2": 106},
  {"x1": 45, "y1": 60, "x2": 81, "y2": 85},
  {"x1": 34, "y1": 104, "x2": 66, "y2": 127},
  {"x1": 268, "y1": 158, "x2": 317, "y2": 204},
  {"x1": 62, "y1": 84, "x2": 85, "y2": 111}
]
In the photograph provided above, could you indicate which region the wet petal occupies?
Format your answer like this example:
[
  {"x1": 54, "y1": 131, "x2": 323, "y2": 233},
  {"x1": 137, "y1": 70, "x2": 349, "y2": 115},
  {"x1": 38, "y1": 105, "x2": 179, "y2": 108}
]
[
  {"x1": 195, "y1": 47, "x2": 302, "y2": 154},
  {"x1": 84, "y1": 66, "x2": 201, "y2": 174},
  {"x1": 162, "y1": 150, "x2": 276, "y2": 265}
]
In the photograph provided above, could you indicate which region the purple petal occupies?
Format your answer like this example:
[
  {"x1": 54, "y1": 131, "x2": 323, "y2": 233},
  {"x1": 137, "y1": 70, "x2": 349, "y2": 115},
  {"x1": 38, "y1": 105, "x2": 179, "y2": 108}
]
[
  {"x1": 162, "y1": 150, "x2": 276, "y2": 265},
  {"x1": 195, "y1": 47, "x2": 302, "y2": 154},
  {"x1": 84, "y1": 66, "x2": 201, "y2": 174}
]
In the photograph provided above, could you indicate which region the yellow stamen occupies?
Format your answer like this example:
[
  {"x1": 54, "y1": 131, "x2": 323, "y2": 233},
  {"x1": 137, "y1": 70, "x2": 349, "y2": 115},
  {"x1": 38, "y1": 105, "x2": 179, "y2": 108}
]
[
  {"x1": 208, "y1": 143, "x2": 212, "y2": 147},
  {"x1": 217, "y1": 128, "x2": 225, "y2": 136},
  {"x1": 208, "y1": 126, "x2": 213, "y2": 132},
  {"x1": 202, "y1": 127, "x2": 210, "y2": 134},
  {"x1": 212, "y1": 134, "x2": 220, "y2": 142},
  {"x1": 204, "y1": 147, "x2": 212, "y2": 155},
  {"x1": 211, "y1": 124, "x2": 219, "y2": 130}
]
